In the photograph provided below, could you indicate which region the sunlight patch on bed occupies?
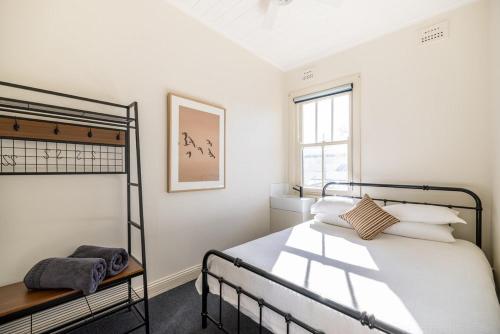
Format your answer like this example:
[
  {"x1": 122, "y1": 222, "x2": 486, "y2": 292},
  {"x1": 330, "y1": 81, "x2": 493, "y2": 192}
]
[
  {"x1": 271, "y1": 251, "x2": 309, "y2": 286},
  {"x1": 350, "y1": 273, "x2": 422, "y2": 334},
  {"x1": 324, "y1": 234, "x2": 379, "y2": 270},
  {"x1": 308, "y1": 260, "x2": 357, "y2": 308},
  {"x1": 284, "y1": 224, "x2": 324, "y2": 255}
]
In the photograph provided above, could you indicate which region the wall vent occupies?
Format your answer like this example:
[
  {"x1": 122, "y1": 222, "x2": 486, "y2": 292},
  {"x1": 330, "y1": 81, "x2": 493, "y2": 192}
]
[
  {"x1": 302, "y1": 69, "x2": 314, "y2": 81},
  {"x1": 419, "y1": 21, "x2": 448, "y2": 45}
]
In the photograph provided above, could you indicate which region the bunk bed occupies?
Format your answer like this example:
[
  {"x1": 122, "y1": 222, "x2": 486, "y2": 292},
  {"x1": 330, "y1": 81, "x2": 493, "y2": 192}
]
[{"x1": 0, "y1": 81, "x2": 150, "y2": 334}]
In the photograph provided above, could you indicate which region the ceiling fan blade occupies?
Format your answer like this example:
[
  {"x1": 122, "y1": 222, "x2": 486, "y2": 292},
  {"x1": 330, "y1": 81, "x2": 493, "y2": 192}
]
[{"x1": 262, "y1": 0, "x2": 279, "y2": 29}]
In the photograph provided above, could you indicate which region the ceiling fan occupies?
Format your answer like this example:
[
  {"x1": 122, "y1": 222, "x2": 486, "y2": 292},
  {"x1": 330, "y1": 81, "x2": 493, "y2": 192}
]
[{"x1": 260, "y1": 0, "x2": 343, "y2": 29}]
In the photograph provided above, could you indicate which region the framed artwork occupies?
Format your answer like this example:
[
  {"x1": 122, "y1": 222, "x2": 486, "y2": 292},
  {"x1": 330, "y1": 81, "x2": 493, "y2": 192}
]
[{"x1": 167, "y1": 93, "x2": 225, "y2": 192}]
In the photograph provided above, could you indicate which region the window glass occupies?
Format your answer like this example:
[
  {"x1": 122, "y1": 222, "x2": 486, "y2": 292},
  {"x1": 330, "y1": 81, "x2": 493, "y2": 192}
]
[
  {"x1": 302, "y1": 102, "x2": 316, "y2": 144},
  {"x1": 324, "y1": 144, "x2": 348, "y2": 185},
  {"x1": 302, "y1": 146, "x2": 322, "y2": 188},
  {"x1": 317, "y1": 98, "x2": 332, "y2": 142},
  {"x1": 333, "y1": 94, "x2": 350, "y2": 141}
]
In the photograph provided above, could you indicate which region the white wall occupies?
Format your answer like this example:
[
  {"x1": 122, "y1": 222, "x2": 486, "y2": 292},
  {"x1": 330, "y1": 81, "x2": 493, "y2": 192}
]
[
  {"x1": 0, "y1": 0, "x2": 286, "y2": 286},
  {"x1": 0, "y1": 0, "x2": 497, "y2": 291},
  {"x1": 489, "y1": 0, "x2": 500, "y2": 288},
  {"x1": 285, "y1": 1, "x2": 494, "y2": 260}
]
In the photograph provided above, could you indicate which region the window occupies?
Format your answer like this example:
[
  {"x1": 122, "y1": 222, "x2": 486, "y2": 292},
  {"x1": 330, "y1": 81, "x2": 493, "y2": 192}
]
[{"x1": 294, "y1": 83, "x2": 354, "y2": 192}]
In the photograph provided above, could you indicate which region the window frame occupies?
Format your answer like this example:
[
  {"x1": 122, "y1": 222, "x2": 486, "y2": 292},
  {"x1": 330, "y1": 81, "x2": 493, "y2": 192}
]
[{"x1": 288, "y1": 74, "x2": 361, "y2": 196}]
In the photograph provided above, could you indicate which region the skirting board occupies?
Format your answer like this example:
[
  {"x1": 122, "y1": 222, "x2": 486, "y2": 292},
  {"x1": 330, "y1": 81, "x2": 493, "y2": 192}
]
[{"x1": 135, "y1": 263, "x2": 202, "y2": 298}]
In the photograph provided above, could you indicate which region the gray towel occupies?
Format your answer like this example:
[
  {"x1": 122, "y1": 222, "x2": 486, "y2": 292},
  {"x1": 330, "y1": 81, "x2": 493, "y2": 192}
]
[
  {"x1": 24, "y1": 257, "x2": 107, "y2": 295},
  {"x1": 70, "y1": 245, "x2": 128, "y2": 277}
]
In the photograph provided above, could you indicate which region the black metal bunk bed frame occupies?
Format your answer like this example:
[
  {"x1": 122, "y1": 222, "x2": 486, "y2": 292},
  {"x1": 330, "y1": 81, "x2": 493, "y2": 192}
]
[
  {"x1": 202, "y1": 181, "x2": 483, "y2": 334},
  {"x1": 0, "y1": 81, "x2": 150, "y2": 334}
]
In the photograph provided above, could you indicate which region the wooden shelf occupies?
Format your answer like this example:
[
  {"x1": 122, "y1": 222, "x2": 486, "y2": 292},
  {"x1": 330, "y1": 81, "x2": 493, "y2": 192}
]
[{"x1": 0, "y1": 258, "x2": 143, "y2": 322}]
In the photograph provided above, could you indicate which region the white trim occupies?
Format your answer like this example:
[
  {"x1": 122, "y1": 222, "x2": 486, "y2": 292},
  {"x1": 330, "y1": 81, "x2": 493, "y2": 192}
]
[{"x1": 135, "y1": 263, "x2": 202, "y2": 298}]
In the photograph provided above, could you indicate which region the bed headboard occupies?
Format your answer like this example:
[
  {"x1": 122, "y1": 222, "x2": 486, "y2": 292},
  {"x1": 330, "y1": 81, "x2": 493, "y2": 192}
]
[{"x1": 321, "y1": 182, "x2": 483, "y2": 248}]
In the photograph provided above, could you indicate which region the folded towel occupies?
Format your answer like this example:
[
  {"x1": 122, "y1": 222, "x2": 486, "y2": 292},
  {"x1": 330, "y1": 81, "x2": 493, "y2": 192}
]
[
  {"x1": 70, "y1": 245, "x2": 128, "y2": 277},
  {"x1": 24, "y1": 257, "x2": 107, "y2": 295}
]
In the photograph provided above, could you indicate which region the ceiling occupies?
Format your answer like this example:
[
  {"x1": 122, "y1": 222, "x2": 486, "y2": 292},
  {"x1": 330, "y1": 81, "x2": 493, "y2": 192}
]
[{"x1": 167, "y1": 0, "x2": 476, "y2": 71}]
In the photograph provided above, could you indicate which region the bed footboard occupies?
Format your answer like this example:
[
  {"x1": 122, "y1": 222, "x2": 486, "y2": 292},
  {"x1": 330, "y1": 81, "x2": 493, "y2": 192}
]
[{"x1": 201, "y1": 249, "x2": 407, "y2": 334}]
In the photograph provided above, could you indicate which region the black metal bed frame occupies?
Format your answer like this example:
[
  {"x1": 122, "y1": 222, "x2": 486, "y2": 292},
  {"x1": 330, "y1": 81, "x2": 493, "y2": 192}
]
[
  {"x1": 0, "y1": 81, "x2": 150, "y2": 334},
  {"x1": 202, "y1": 181, "x2": 483, "y2": 334}
]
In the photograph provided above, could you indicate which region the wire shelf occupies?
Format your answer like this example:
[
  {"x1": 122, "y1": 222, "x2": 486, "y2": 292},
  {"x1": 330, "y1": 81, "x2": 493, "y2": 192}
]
[{"x1": 0, "y1": 284, "x2": 144, "y2": 334}]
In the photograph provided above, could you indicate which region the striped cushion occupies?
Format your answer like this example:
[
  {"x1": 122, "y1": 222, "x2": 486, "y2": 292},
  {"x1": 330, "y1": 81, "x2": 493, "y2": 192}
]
[{"x1": 339, "y1": 194, "x2": 399, "y2": 240}]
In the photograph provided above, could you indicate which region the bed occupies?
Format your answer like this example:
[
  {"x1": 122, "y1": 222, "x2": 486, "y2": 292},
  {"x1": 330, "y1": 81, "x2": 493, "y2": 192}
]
[{"x1": 196, "y1": 182, "x2": 500, "y2": 334}]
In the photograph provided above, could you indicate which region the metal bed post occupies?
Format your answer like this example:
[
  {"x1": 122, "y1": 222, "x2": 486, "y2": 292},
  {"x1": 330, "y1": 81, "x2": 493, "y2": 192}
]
[{"x1": 202, "y1": 255, "x2": 209, "y2": 329}]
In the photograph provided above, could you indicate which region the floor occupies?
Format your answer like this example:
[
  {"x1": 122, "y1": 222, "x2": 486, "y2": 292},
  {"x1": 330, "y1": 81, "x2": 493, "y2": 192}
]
[{"x1": 70, "y1": 280, "x2": 271, "y2": 334}]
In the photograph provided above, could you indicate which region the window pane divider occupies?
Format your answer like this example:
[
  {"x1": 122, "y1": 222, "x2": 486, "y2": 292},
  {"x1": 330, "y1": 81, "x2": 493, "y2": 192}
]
[{"x1": 300, "y1": 140, "x2": 348, "y2": 147}]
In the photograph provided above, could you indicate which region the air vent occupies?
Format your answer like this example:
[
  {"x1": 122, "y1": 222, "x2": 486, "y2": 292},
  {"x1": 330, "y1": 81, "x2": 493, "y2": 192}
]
[
  {"x1": 302, "y1": 69, "x2": 314, "y2": 81},
  {"x1": 420, "y1": 21, "x2": 448, "y2": 45}
]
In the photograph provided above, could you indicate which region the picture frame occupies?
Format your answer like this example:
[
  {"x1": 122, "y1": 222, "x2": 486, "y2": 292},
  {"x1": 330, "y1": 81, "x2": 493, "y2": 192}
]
[{"x1": 167, "y1": 93, "x2": 225, "y2": 192}]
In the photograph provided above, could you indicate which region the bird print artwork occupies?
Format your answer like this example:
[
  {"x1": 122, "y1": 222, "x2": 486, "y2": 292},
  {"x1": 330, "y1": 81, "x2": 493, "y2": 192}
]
[
  {"x1": 177, "y1": 104, "x2": 221, "y2": 184},
  {"x1": 180, "y1": 131, "x2": 216, "y2": 160},
  {"x1": 182, "y1": 132, "x2": 189, "y2": 146}
]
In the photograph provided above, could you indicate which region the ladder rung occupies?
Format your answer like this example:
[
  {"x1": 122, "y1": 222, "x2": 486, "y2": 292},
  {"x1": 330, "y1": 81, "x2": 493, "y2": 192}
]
[
  {"x1": 128, "y1": 220, "x2": 141, "y2": 229},
  {"x1": 128, "y1": 182, "x2": 139, "y2": 187}
]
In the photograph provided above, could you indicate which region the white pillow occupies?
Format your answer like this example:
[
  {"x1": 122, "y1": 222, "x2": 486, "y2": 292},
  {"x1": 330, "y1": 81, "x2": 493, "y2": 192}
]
[
  {"x1": 310, "y1": 197, "x2": 356, "y2": 215},
  {"x1": 383, "y1": 222, "x2": 456, "y2": 243},
  {"x1": 382, "y1": 204, "x2": 467, "y2": 224},
  {"x1": 315, "y1": 214, "x2": 456, "y2": 243},
  {"x1": 314, "y1": 213, "x2": 351, "y2": 228}
]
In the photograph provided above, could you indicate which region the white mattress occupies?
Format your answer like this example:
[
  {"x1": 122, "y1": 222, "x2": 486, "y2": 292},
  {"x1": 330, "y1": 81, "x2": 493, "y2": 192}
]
[{"x1": 195, "y1": 221, "x2": 500, "y2": 334}]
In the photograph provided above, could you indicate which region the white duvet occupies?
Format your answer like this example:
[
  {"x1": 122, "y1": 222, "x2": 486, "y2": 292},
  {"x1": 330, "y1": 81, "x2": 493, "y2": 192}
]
[{"x1": 196, "y1": 221, "x2": 500, "y2": 334}]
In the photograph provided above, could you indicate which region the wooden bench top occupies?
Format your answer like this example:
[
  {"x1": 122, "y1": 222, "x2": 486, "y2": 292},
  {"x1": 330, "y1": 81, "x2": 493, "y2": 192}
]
[{"x1": 0, "y1": 258, "x2": 143, "y2": 320}]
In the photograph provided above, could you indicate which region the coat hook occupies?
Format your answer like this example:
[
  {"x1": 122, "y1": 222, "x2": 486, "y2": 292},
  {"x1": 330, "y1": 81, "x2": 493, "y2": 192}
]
[
  {"x1": 116, "y1": 132, "x2": 121, "y2": 140},
  {"x1": 13, "y1": 119, "x2": 20, "y2": 131},
  {"x1": 54, "y1": 124, "x2": 60, "y2": 135},
  {"x1": 88, "y1": 128, "x2": 93, "y2": 138}
]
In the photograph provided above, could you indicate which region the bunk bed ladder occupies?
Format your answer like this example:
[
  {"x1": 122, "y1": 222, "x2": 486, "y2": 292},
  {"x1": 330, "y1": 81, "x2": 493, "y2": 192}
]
[{"x1": 126, "y1": 102, "x2": 150, "y2": 334}]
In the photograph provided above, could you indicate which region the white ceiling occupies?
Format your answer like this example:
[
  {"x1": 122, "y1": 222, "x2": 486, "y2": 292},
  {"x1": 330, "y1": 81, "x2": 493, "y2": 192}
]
[{"x1": 167, "y1": 0, "x2": 476, "y2": 71}]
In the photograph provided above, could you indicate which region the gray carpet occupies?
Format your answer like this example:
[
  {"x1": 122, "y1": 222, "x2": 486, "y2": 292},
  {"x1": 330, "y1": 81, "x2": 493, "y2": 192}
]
[{"x1": 70, "y1": 280, "x2": 271, "y2": 334}]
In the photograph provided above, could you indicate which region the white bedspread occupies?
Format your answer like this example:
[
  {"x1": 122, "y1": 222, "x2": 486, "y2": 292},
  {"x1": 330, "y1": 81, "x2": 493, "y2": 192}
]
[{"x1": 195, "y1": 221, "x2": 500, "y2": 334}]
